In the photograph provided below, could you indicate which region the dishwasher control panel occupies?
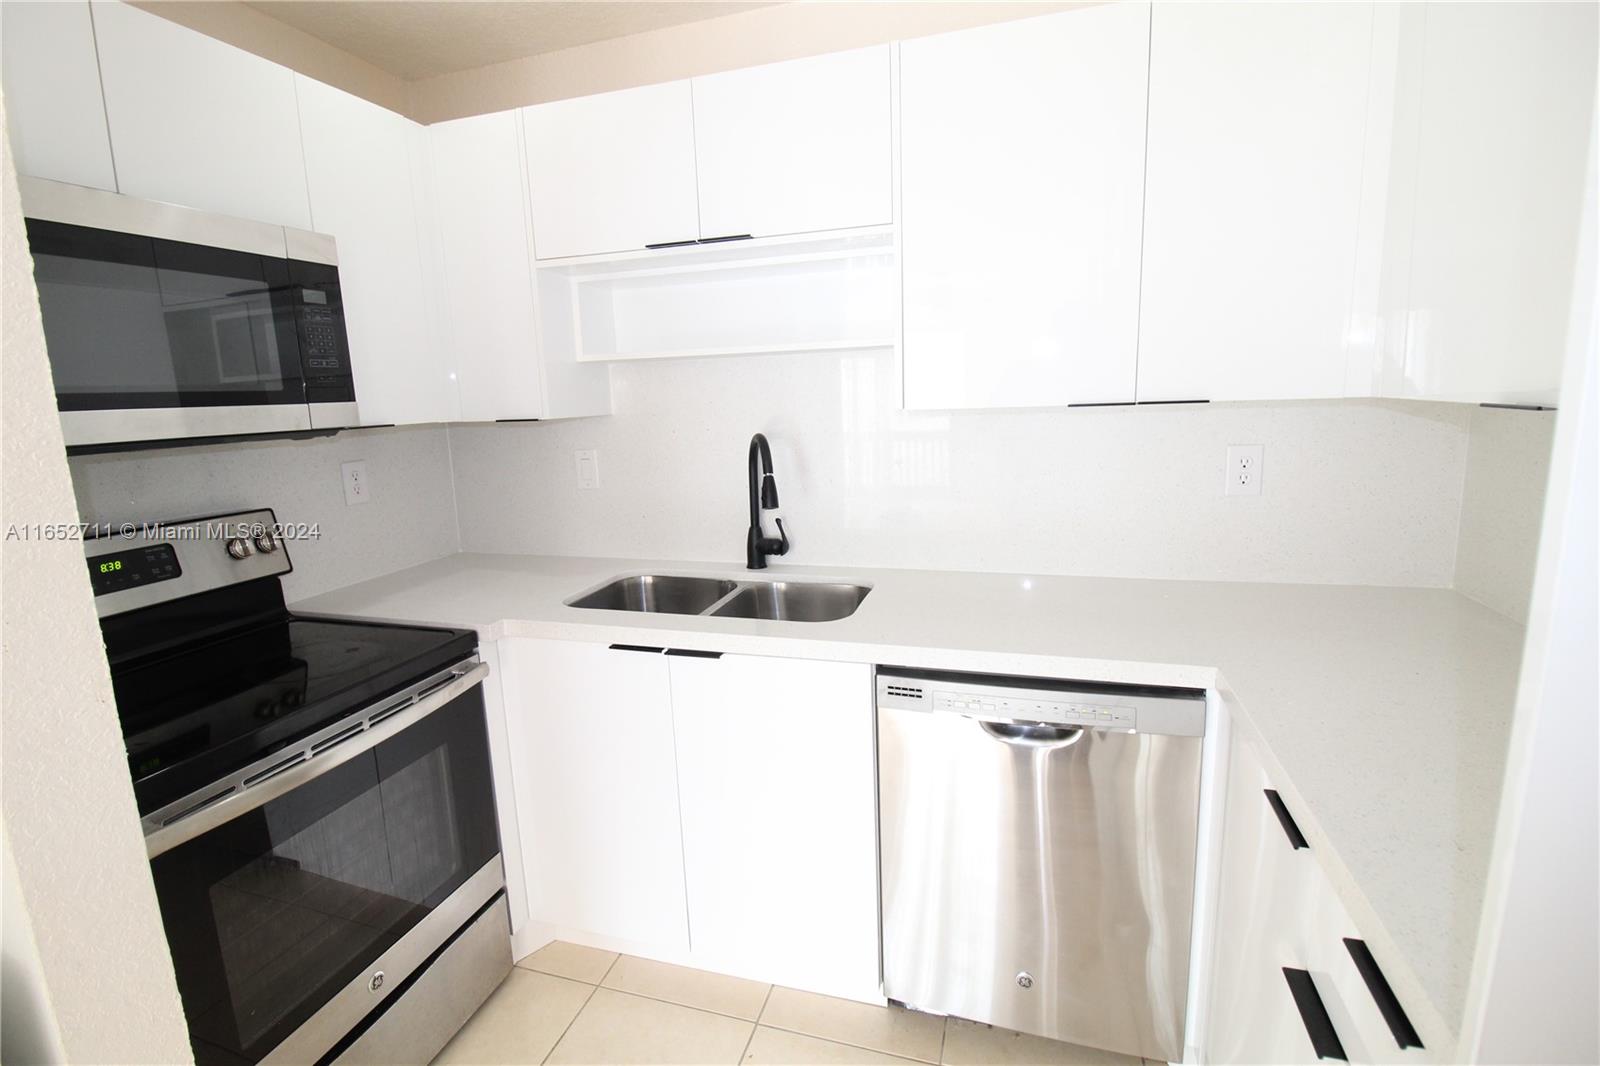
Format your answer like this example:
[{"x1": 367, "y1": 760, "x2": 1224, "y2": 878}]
[
  {"x1": 931, "y1": 691, "x2": 1136, "y2": 728},
  {"x1": 877, "y1": 668, "x2": 1206, "y2": 737}
]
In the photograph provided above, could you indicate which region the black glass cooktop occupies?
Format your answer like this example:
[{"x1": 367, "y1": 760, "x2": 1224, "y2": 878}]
[{"x1": 111, "y1": 614, "x2": 475, "y2": 816}]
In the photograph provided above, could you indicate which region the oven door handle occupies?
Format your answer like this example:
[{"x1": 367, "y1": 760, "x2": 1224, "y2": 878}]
[{"x1": 144, "y1": 659, "x2": 489, "y2": 859}]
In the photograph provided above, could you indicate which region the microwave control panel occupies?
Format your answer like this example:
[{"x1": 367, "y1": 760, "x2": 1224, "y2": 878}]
[{"x1": 297, "y1": 297, "x2": 343, "y2": 372}]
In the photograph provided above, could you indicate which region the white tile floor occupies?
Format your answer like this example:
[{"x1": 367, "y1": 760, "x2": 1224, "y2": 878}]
[{"x1": 433, "y1": 941, "x2": 1156, "y2": 1065}]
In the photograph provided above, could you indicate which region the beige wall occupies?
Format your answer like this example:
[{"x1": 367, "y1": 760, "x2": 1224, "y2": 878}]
[
  {"x1": 135, "y1": 1, "x2": 1083, "y2": 124},
  {"x1": 404, "y1": 1, "x2": 1083, "y2": 124},
  {"x1": 0, "y1": 100, "x2": 192, "y2": 1064}
]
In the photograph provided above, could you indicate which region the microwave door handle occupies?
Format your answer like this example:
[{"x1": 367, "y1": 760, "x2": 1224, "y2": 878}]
[{"x1": 142, "y1": 660, "x2": 489, "y2": 860}]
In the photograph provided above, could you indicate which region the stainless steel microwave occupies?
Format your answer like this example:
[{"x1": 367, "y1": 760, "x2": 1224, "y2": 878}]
[{"x1": 20, "y1": 177, "x2": 359, "y2": 449}]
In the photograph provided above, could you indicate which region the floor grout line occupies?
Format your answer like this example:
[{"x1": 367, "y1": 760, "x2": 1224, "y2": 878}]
[
  {"x1": 738, "y1": 985, "x2": 775, "y2": 1063},
  {"x1": 527, "y1": 948, "x2": 1080, "y2": 1066},
  {"x1": 590, "y1": 980, "x2": 773, "y2": 1023},
  {"x1": 540, "y1": 980, "x2": 601, "y2": 1066},
  {"x1": 754, "y1": 1019, "x2": 941, "y2": 1065}
]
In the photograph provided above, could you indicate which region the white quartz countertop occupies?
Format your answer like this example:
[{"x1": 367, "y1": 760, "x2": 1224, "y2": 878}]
[{"x1": 294, "y1": 552, "x2": 1524, "y2": 1048}]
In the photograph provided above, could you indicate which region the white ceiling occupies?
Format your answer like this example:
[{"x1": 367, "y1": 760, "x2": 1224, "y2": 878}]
[{"x1": 243, "y1": 1, "x2": 778, "y2": 81}]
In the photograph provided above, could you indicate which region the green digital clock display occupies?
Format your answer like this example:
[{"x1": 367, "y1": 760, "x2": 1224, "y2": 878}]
[{"x1": 88, "y1": 544, "x2": 180, "y2": 596}]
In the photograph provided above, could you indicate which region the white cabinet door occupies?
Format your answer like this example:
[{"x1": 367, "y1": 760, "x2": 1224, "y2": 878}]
[
  {"x1": 297, "y1": 76, "x2": 456, "y2": 426},
  {"x1": 669, "y1": 654, "x2": 879, "y2": 1002},
  {"x1": 504, "y1": 640, "x2": 689, "y2": 952},
  {"x1": 0, "y1": 1, "x2": 116, "y2": 190},
  {"x1": 523, "y1": 82, "x2": 699, "y2": 259},
  {"x1": 1207, "y1": 734, "x2": 1327, "y2": 1065},
  {"x1": 1208, "y1": 732, "x2": 1433, "y2": 1064},
  {"x1": 900, "y1": 6, "x2": 1149, "y2": 410},
  {"x1": 1390, "y1": 1, "x2": 1597, "y2": 406},
  {"x1": 1138, "y1": 3, "x2": 1380, "y2": 402},
  {"x1": 428, "y1": 111, "x2": 543, "y2": 422},
  {"x1": 90, "y1": 1, "x2": 310, "y2": 227},
  {"x1": 692, "y1": 46, "x2": 893, "y2": 241}
]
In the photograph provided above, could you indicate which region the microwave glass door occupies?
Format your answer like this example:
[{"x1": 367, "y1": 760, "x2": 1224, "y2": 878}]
[
  {"x1": 148, "y1": 687, "x2": 499, "y2": 1065},
  {"x1": 25, "y1": 219, "x2": 308, "y2": 410}
]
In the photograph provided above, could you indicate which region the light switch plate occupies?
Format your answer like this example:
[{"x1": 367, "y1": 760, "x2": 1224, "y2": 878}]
[
  {"x1": 341, "y1": 460, "x2": 371, "y2": 506},
  {"x1": 575, "y1": 449, "x2": 600, "y2": 490},
  {"x1": 1225, "y1": 445, "x2": 1264, "y2": 496}
]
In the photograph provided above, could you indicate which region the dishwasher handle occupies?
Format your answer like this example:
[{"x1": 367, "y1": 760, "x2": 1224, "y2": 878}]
[{"x1": 980, "y1": 719, "x2": 1084, "y2": 748}]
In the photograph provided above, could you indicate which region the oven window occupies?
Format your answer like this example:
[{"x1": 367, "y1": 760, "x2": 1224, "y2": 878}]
[
  {"x1": 149, "y1": 687, "x2": 499, "y2": 1065},
  {"x1": 24, "y1": 219, "x2": 307, "y2": 410}
]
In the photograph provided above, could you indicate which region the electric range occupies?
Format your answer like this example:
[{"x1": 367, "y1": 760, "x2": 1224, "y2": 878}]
[{"x1": 89, "y1": 508, "x2": 510, "y2": 1066}]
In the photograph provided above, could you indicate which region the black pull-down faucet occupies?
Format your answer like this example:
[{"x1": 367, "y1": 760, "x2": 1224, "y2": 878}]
[{"x1": 747, "y1": 433, "x2": 789, "y2": 570}]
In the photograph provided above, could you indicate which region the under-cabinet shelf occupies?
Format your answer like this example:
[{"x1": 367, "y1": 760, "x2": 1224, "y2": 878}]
[{"x1": 534, "y1": 228, "x2": 897, "y2": 364}]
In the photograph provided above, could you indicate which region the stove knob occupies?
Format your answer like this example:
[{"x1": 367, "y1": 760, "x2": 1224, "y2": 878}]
[
  {"x1": 226, "y1": 537, "x2": 255, "y2": 560},
  {"x1": 253, "y1": 531, "x2": 280, "y2": 554}
]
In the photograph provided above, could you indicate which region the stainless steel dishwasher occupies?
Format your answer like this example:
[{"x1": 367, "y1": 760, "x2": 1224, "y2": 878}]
[{"x1": 877, "y1": 667, "x2": 1206, "y2": 1063}]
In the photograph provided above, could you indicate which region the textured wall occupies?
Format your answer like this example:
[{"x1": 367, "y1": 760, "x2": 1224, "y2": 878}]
[
  {"x1": 69, "y1": 425, "x2": 462, "y2": 602},
  {"x1": 403, "y1": 2, "x2": 1082, "y2": 124},
  {"x1": 449, "y1": 349, "x2": 1474, "y2": 588},
  {"x1": 1453, "y1": 407, "x2": 1558, "y2": 622},
  {"x1": 131, "y1": 0, "x2": 1083, "y2": 125},
  {"x1": 0, "y1": 106, "x2": 192, "y2": 1065}
]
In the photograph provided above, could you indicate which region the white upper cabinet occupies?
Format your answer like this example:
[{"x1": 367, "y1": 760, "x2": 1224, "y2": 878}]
[
  {"x1": 296, "y1": 76, "x2": 456, "y2": 426},
  {"x1": 1138, "y1": 3, "x2": 1382, "y2": 403},
  {"x1": 1385, "y1": 1, "x2": 1598, "y2": 406},
  {"x1": 692, "y1": 46, "x2": 893, "y2": 241},
  {"x1": 90, "y1": 1, "x2": 311, "y2": 228},
  {"x1": 899, "y1": 5, "x2": 1150, "y2": 410},
  {"x1": 0, "y1": 1, "x2": 116, "y2": 190},
  {"x1": 524, "y1": 50, "x2": 894, "y2": 261},
  {"x1": 428, "y1": 111, "x2": 544, "y2": 421},
  {"x1": 430, "y1": 112, "x2": 610, "y2": 421},
  {"x1": 523, "y1": 82, "x2": 700, "y2": 260}
]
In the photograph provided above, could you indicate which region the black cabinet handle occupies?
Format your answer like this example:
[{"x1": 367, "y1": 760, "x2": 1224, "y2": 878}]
[
  {"x1": 608, "y1": 644, "x2": 664, "y2": 654},
  {"x1": 1265, "y1": 789, "x2": 1309, "y2": 849},
  {"x1": 1283, "y1": 968, "x2": 1348, "y2": 1061},
  {"x1": 664, "y1": 648, "x2": 722, "y2": 658},
  {"x1": 1344, "y1": 938, "x2": 1424, "y2": 1050},
  {"x1": 643, "y1": 235, "x2": 754, "y2": 250}
]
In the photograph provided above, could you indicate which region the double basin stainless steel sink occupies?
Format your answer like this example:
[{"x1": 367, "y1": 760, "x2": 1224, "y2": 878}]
[{"x1": 567, "y1": 574, "x2": 870, "y2": 623}]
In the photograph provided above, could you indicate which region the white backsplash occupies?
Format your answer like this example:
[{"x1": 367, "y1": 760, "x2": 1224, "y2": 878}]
[
  {"x1": 1454, "y1": 406, "x2": 1558, "y2": 622},
  {"x1": 448, "y1": 350, "x2": 1477, "y2": 588},
  {"x1": 62, "y1": 352, "x2": 1555, "y2": 609},
  {"x1": 68, "y1": 425, "x2": 460, "y2": 601}
]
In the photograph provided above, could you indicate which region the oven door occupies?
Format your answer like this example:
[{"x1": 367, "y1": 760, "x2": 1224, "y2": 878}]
[{"x1": 145, "y1": 660, "x2": 503, "y2": 1066}]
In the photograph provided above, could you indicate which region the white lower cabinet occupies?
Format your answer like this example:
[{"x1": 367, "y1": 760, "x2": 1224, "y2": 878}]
[
  {"x1": 503, "y1": 640, "x2": 690, "y2": 952},
  {"x1": 500, "y1": 639, "x2": 879, "y2": 1000},
  {"x1": 670, "y1": 653, "x2": 879, "y2": 1001},
  {"x1": 1209, "y1": 729, "x2": 1433, "y2": 1064}
]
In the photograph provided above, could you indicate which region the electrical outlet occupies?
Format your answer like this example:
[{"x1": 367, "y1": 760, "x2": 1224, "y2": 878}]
[
  {"x1": 574, "y1": 449, "x2": 600, "y2": 490},
  {"x1": 1225, "y1": 445, "x2": 1264, "y2": 496},
  {"x1": 341, "y1": 460, "x2": 371, "y2": 506}
]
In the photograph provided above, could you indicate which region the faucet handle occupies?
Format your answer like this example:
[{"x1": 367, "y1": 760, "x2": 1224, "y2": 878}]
[{"x1": 773, "y1": 518, "x2": 789, "y2": 557}]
